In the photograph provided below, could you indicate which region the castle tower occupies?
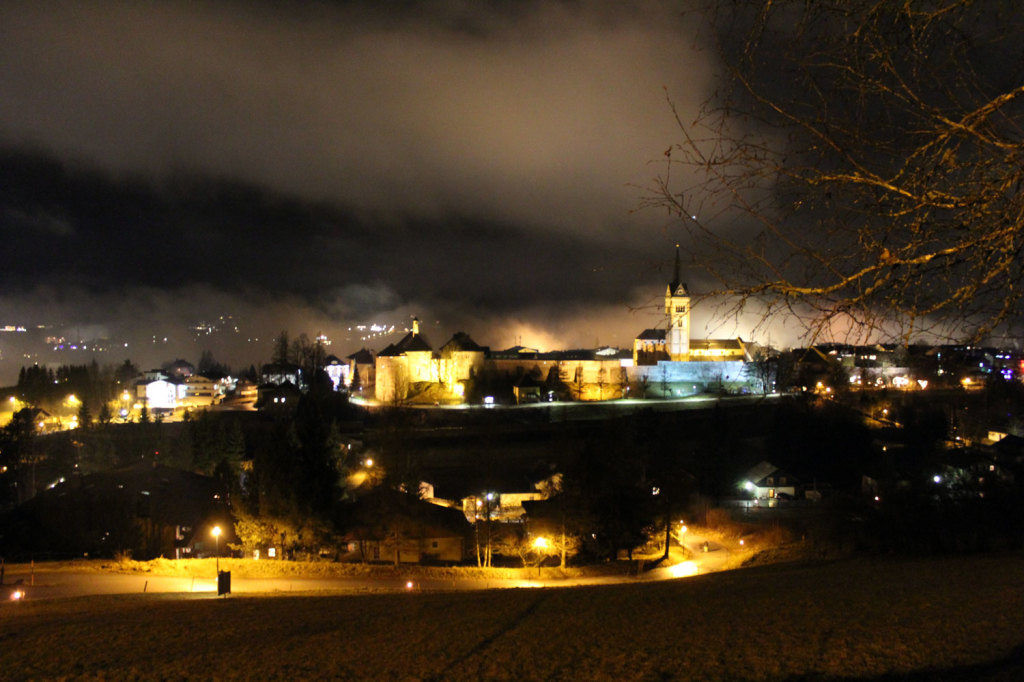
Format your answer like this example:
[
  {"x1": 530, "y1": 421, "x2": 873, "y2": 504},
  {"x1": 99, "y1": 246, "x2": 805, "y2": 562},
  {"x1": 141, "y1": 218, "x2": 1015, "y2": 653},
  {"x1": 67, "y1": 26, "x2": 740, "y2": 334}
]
[{"x1": 665, "y1": 245, "x2": 690, "y2": 361}]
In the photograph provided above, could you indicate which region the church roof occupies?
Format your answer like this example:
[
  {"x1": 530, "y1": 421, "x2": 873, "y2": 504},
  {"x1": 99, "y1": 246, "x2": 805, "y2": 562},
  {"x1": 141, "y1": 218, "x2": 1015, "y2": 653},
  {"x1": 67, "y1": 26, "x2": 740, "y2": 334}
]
[
  {"x1": 396, "y1": 331, "x2": 432, "y2": 353},
  {"x1": 637, "y1": 328, "x2": 667, "y2": 341},
  {"x1": 442, "y1": 331, "x2": 485, "y2": 353},
  {"x1": 490, "y1": 345, "x2": 541, "y2": 359},
  {"x1": 380, "y1": 330, "x2": 433, "y2": 356},
  {"x1": 689, "y1": 338, "x2": 744, "y2": 351},
  {"x1": 376, "y1": 343, "x2": 400, "y2": 358}
]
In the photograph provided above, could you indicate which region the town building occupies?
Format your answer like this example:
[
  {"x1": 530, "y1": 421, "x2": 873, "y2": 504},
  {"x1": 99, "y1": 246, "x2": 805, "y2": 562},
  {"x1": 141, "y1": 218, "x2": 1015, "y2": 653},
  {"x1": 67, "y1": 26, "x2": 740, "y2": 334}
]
[{"x1": 368, "y1": 248, "x2": 757, "y2": 404}]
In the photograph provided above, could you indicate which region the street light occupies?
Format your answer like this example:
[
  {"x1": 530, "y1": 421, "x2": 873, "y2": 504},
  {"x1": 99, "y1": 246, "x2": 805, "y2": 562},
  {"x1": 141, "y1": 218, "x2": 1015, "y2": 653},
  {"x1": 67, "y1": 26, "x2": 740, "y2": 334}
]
[
  {"x1": 211, "y1": 525, "x2": 222, "y2": 572},
  {"x1": 532, "y1": 537, "x2": 550, "y2": 576}
]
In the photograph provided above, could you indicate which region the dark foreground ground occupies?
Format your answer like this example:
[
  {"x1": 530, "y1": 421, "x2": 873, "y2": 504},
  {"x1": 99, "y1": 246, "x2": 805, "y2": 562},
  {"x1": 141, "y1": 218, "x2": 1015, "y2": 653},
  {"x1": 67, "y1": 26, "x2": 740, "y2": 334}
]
[{"x1": 2, "y1": 553, "x2": 1023, "y2": 681}]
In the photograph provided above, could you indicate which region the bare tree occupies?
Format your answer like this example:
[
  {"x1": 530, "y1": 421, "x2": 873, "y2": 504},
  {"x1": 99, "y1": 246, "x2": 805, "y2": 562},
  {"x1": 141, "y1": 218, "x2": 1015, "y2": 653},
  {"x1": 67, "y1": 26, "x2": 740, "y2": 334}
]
[
  {"x1": 646, "y1": 0, "x2": 1024, "y2": 345},
  {"x1": 746, "y1": 347, "x2": 778, "y2": 395}
]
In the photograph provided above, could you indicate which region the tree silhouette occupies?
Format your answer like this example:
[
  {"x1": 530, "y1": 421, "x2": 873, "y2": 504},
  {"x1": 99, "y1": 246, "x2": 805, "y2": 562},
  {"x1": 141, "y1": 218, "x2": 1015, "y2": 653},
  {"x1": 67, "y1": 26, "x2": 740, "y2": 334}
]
[{"x1": 647, "y1": 0, "x2": 1024, "y2": 343}]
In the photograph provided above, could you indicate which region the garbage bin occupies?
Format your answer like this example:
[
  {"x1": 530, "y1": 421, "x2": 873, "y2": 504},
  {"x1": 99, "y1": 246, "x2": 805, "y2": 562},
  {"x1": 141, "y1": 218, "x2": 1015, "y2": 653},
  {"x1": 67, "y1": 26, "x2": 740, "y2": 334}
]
[{"x1": 217, "y1": 570, "x2": 231, "y2": 596}]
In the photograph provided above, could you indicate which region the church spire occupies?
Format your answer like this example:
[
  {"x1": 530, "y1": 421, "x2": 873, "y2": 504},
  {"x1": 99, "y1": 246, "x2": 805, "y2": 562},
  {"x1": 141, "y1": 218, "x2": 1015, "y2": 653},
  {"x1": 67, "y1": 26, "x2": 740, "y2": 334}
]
[
  {"x1": 668, "y1": 243, "x2": 686, "y2": 295},
  {"x1": 673, "y1": 243, "x2": 680, "y2": 287}
]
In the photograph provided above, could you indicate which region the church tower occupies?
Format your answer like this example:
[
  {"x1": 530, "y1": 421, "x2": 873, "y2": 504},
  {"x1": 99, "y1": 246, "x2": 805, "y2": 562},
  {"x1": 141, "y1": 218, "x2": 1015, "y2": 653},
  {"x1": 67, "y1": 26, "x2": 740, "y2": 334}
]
[{"x1": 665, "y1": 245, "x2": 690, "y2": 361}]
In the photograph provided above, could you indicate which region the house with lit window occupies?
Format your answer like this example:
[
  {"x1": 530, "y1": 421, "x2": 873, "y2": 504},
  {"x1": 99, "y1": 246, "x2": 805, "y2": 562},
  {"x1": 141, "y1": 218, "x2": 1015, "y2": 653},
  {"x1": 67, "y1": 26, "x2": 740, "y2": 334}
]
[
  {"x1": 741, "y1": 461, "x2": 799, "y2": 501},
  {"x1": 256, "y1": 381, "x2": 300, "y2": 416},
  {"x1": 324, "y1": 355, "x2": 349, "y2": 392},
  {"x1": 183, "y1": 374, "x2": 218, "y2": 408}
]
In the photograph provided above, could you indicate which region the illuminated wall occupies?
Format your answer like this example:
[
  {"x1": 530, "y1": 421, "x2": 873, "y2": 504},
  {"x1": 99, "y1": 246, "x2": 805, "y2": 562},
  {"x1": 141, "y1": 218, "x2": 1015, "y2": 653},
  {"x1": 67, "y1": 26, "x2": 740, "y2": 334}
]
[{"x1": 144, "y1": 379, "x2": 178, "y2": 410}]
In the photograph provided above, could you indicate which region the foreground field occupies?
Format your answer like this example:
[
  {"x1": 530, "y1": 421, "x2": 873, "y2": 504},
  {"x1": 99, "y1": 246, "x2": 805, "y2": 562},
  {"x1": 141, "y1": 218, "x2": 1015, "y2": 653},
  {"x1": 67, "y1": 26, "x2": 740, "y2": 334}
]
[{"x1": 2, "y1": 554, "x2": 1023, "y2": 680}]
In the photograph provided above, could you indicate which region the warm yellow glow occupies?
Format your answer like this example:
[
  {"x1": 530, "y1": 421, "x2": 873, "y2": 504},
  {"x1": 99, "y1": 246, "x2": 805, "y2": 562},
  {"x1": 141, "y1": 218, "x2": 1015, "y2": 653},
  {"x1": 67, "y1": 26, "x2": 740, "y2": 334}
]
[
  {"x1": 364, "y1": 458, "x2": 374, "y2": 467},
  {"x1": 533, "y1": 536, "x2": 550, "y2": 550},
  {"x1": 669, "y1": 561, "x2": 698, "y2": 578},
  {"x1": 66, "y1": 394, "x2": 80, "y2": 406},
  {"x1": 211, "y1": 526, "x2": 222, "y2": 538}
]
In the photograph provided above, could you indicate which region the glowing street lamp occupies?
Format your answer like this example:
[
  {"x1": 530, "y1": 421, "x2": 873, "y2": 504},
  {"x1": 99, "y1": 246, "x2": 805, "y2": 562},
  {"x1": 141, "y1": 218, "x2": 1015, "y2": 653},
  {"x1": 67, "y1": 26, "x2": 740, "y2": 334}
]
[
  {"x1": 211, "y1": 525, "x2": 222, "y2": 572},
  {"x1": 532, "y1": 536, "x2": 551, "y2": 576}
]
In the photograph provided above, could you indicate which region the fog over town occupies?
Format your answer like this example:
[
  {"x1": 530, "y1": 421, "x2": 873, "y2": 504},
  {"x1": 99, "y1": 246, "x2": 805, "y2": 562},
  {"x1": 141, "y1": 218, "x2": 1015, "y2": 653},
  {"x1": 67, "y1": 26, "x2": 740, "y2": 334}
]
[{"x1": 0, "y1": 1, "x2": 796, "y2": 385}]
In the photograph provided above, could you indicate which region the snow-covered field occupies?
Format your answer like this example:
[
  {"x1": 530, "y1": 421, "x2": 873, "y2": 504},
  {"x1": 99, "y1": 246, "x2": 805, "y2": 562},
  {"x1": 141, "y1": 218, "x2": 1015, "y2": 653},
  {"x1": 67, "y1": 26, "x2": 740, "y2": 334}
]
[{"x1": 2, "y1": 553, "x2": 1023, "y2": 680}]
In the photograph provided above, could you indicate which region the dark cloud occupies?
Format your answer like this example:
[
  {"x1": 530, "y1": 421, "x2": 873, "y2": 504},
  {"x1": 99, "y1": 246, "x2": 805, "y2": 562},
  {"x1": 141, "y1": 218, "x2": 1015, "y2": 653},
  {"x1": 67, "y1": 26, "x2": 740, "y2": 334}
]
[{"x1": 0, "y1": 0, "x2": 778, "y2": 383}]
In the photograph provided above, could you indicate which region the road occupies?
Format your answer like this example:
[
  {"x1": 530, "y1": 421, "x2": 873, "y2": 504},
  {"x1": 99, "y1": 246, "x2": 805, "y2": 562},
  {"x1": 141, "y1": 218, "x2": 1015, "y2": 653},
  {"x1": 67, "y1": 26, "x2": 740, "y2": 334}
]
[{"x1": 1, "y1": 539, "x2": 734, "y2": 601}]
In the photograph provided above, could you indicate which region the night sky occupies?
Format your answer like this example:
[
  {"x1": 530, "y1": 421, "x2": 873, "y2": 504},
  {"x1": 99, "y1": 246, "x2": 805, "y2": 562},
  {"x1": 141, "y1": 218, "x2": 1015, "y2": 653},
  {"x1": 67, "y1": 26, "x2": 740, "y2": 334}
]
[{"x1": 0, "y1": 1, "x2": 765, "y2": 381}]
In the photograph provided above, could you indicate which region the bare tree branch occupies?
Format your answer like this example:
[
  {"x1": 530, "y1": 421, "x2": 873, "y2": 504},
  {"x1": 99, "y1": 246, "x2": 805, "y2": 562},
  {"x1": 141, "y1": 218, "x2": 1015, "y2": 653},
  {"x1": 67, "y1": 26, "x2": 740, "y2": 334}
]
[{"x1": 647, "y1": 0, "x2": 1024, "y2": 345}]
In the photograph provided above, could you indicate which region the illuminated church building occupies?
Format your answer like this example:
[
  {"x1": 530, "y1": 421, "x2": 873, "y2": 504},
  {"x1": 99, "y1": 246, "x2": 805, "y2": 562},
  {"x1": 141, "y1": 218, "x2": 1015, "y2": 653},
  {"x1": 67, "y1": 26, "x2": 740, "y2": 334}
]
[{"x1": 633, "y1": 246, "x2": 749, "y2": 366}]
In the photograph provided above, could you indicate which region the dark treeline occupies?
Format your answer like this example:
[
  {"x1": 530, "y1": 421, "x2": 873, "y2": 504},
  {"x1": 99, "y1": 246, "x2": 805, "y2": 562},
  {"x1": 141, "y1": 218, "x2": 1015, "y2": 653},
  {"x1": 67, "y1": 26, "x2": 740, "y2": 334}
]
[{"x1": 16, "y1": 360, "x2": 139, "y2": 419}]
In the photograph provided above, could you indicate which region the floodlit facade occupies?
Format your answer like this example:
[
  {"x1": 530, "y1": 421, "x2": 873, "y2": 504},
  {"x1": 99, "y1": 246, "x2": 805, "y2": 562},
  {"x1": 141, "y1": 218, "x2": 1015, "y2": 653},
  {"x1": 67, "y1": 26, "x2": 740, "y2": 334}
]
[
  {"x1": 375, "y1": 320, "x2": 486, "y2": 403},
  {"x1": 141, "y1": 379, "x2": 180, "y2": 411}
]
